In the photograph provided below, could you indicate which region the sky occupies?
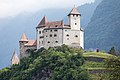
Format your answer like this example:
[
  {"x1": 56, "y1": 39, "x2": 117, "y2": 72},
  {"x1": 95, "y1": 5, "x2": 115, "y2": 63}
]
[{"x1": 0, "y1": 0, "x2": 95, "y2": 18}]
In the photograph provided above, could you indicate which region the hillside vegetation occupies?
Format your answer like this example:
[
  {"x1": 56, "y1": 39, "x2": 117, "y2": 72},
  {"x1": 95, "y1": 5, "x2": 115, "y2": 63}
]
[
  {"x1": 0, "y1": 45, "x2": 90, "y2": 80},
  {"x1": 0, "y1": 45, "x2": 119, "y2": 80}
]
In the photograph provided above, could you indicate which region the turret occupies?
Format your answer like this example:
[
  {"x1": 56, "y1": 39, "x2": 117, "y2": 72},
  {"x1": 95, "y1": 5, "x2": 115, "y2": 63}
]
[
  {"x1": 11, "y1": 49, "x2": 20, "y2": 65},
  {"x1": 19, "y1": 33, "x2": 28, "y2": 58},
  {"x1": 68, "y1": 6, "x2": 81, "y2": 30}
]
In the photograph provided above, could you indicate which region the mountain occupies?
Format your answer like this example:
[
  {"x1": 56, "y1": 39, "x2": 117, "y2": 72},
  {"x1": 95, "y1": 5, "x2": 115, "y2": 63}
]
[
  {"x1": 85, "y1": 0, "x2": 120, "y2": 51},
  {"x1": 78, "y1": 0, "x2": 102, "y2": 28},
  {"x1": 0, "y1": 0, "x2": 102, "y2": 69}
]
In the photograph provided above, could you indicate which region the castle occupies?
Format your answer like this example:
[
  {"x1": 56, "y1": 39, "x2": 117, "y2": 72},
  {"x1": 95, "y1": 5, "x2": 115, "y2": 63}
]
[{"x1": 11, "y1": 6, "x2": 84, "y2": 64}]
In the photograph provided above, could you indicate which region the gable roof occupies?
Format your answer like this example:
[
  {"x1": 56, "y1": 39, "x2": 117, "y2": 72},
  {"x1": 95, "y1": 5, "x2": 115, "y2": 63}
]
[
  {"x1": 37, "y1": 16, "x2": 48, "y2": 27},
  {"x1": 68, "y1": 6, "x2": 81, "y2": 16},
  {"x1": 20, "y1": 33, "x2": 28, "y2": 42}
]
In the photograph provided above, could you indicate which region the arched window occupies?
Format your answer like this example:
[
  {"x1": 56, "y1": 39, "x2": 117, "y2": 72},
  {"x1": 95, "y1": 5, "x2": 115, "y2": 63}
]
[
  {"x1": 75, "y1": 35, "x2": 78, "y2": 37},
  {"x1": 66, "y1": 34, "x2": 69, "y2": 37},
  {"x1": 54, "y1": 34, "x2": 57, "y2": 37},
  {"x1": 48, "y1": 41, "x2": 50, "y2": 43}
]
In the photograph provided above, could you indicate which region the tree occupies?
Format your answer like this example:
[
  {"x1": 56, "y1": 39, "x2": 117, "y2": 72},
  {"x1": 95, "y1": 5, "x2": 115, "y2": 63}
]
[
  {"x1": 109, "y1": 47, "x2": 116, "y2": 55},
  {"x1": 0, "y1": 45, "x2": 90, "y2": 80},
  {"x1": 105, "y1": 57, "x2": 120, "y2": 80}
]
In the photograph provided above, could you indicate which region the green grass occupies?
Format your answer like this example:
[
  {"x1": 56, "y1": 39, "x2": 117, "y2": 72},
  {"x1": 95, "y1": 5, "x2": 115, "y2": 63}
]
[
  {"x1": 82, "y1": 61, "x2": 106, "y2": 70},
  {"x1": 83, "y1": 52, "x2": 114, "y2": 58}
]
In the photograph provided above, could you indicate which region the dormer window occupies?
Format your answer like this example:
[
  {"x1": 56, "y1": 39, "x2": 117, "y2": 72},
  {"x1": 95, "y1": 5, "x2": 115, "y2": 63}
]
[{"x1": 55, "y1": 25, "x2": 58, "y2": 27}]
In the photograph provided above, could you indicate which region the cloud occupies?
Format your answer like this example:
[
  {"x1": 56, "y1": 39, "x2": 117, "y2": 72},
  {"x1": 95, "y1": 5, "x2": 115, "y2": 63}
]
[{"x1": 0, "y1": 0, "x2": 95, "y2": 18}]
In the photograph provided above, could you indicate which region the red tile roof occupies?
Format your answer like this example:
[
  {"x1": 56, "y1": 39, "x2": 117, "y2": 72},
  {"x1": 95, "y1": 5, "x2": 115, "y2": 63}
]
[
  {"x1": 68, "y1": 6, "x2": 81, "y2": 16},
  {"x1": 25, "y1": 40, "x2": 37, "y2": 46},
  {"x1": 37, "y1": 16, "x2": 48, "y2": 27},
  {"x1": 20, "y1": 33, "x2": 28, "y2": 42}
]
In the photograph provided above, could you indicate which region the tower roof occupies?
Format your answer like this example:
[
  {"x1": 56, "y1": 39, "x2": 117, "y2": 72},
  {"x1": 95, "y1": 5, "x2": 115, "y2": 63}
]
[
  {"x1": 20, "y1": 33, "x2": 28, "y2": 42},
  {"x1": 11, "y1": 49, "x2": 20, "y2": 65},
  {"x1": 68, "y1": 6, "x2": 81, "y2": 16},
  {"x1": 37, "y1": 16, "x2": 48, "y2": 27}
]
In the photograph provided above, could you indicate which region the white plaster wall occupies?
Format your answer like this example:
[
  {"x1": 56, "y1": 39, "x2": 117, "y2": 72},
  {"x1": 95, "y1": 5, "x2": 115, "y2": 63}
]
[
  {"x1": 69, "y1": 15, "x2": 80, "y2": 30},
  {"x1": 80, "y1": 30, "x2": 84, "y2": 49},
  {"x1": 63, "y1": 28, "x2": 81, "y2": 47},
  {"x1": 43, "y1": 29, "x2": 63, "y2": 49},
  {"x1": 36, "y1": 27, "x2": 44, "y2": 49}
]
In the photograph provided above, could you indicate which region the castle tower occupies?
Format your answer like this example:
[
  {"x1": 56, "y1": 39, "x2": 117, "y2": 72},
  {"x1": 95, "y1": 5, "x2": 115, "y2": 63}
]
[
  {"x1": 19, "y1": 33, "x2": 28, "y2": 58},
  {"x1": 68, "y1": 6, "x2": 81, "y2": 30},
  {"x1": 11, "y1": 49, "x2": 20, "y2": 65},
  {"x1": 36, "y1": 16, "x2": 48, "y2": 49}
]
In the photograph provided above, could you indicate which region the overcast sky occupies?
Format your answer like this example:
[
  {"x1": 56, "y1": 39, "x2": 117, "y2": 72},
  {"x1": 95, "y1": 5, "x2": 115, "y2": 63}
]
[{"x1": 0, "y1": 0, "x2": 95, "y2": 18}]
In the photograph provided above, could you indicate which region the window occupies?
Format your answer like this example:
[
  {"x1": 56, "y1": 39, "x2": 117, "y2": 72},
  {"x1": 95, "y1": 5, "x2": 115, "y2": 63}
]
[
  {"x1": 65, "y1": 30, "x2": 67, "y2": 31},
  {"x1": 50, "y1": 30, "x2": 52, "y2": 32},
  {"x1": 66, "y1": 34, "x2": 69, "y2": 37},
  {"x1": 55, "y1": 25, "x2": 58, "y2": 27},
  {"x1": 55, "y1": 41, "x2": 58, "y2": 43},
  {"x1": 39, "y1": 41, "x2": 40, "y2": 44},
  {"x1": 54, "y1": 34, "x2": 57, "y2": 37},
  {"x1": 42, "y1": 30, "x2": 44, "y2": 33},
  {"x1": 40, "y1": 36, "x2": 44, "y2": 39},
  {"x1": 46, "y1": 35, "x2": 48, "y2": 37},
  {"x1": 76, "y1": 15, "x2": 78, "y2": 17},
  {"x1": 39, "y1": 31, "x2": 41, "y2": 34},
  {"x1": 42, "y1": 41, "x2": 43, "y2": 44},
  {"x1": 75, "y1": 35, "x2": 78, "y2": 37},
  {"x1": 48, "y1": 41, "x2": 50, "y2": 43},
  {"x1": 67, "y1": 38, "x2": 69, "y2": 40},
  {"x1": 46, "y1": 30, "x2": 47, "y2": 32},
  {"x1": 73, "y1": 14, "x2": 75, "y2": 17},
  {"x1": 50, "y1": 34, "x2": 52, "y2": 37},
  {"x1": 54, "y1": 29, "x2": 58, "y2": 32},
  {"x1": 75, "y1": 23, "x2": 77, "y2": 25}
]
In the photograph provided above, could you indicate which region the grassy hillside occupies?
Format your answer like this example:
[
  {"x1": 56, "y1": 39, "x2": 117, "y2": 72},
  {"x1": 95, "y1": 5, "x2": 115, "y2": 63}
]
[{"x1": 83, "y1": 52, "x2": 114, "y2": 58}]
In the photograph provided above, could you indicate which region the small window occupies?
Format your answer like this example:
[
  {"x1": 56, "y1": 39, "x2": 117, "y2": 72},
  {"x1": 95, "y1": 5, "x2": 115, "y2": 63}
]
[
  {"x1": 55, "y1": 25, "x2": 58, "y2": 27},
  {"x1": 76, "y1": 15, "x2": 78, "y2": 17},
  {"x1": 39, "y1": 31, "x2": 41, "y2": 34},
  {"x1": 46, "y1": 35, "x2": 48, "y2": 37},
  {"x1": 42, "y1": 30, "x2": 44, "y2": 33},
  {"x1": 54, "y1": 34, "x2": 57, "y2": 37},
  {"x1": 40, "y1": 36, "x2": 44, "y2": 38},
  {"x1": 48, "y1": 41, "x2": 50, "y2": 43},
  {"x1": 50, "y1": 30, "x2": 52, "y2": 32},
  {"x1": 67, "y1": 38, "x2": 69, "y2": 40},
  {"x1": 66, "y1": 34, "x2": 69, "y2": 37},
  {"x1": 55, "y1": 41, "x2": 58, "y2": 43},
  {"x1": 65, "y1": 30, "x2": 67, "y2": 31},
  {"x1": 54, "y1": 29, "x2": 58, "y2": 32},
  {"x1": 42, "y1": 41, "x2": 43, "y2": 44},
  {"x1": 75, "y1": 23, "x2": 77, "y2": 25},
  {"x1": 46, "y1": 30, "x2": 47, "y2": 32},
  {"x1": 73, "y1": 14, "x2": 75, "y2": 17},
  {"x1": 50, "y1": 34, "x2": 52, "y2": 37},
  {"x1": 39, "y1": 41, "x2": 40, "y2": 44},
  {"x1": 75, "y1": 35, "x2": 78, "y2": 37}
]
